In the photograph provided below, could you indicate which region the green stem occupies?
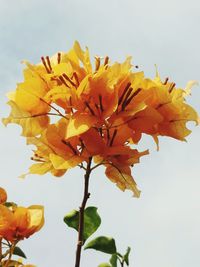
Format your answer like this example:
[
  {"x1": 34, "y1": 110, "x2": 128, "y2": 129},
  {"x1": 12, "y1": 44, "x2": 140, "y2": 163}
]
[
  {"x1": 119, "y1": 259, "x2": 124, "y2": 267},
  {"x1": 4, "y1": 242, "x2": 16, "y2": 267},
  {"x1": 75, "y1": 157, "x2": 92, "y2": 267}
]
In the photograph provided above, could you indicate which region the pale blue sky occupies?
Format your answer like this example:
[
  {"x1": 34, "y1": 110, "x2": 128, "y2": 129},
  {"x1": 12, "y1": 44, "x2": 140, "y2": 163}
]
[{"x1": 0, "y1": 0, "x2": 200, "y2": 266}]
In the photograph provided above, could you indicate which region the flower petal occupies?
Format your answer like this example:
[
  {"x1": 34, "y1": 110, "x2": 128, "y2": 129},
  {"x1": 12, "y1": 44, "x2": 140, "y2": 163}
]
[
  {"x1": 105, "y1": 165, "x2": 141, "y2": 197},
  {"x1": 66, "y1": 113, "x2": 97, "y2": 138}
]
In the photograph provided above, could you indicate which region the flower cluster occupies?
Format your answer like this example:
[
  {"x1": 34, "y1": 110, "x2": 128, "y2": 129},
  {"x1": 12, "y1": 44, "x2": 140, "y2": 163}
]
[
  {"x1": 0, "y1": 187, "x2": 43, "y2": 266},
  {"x1": 0, "y1": 188, "x2": 44, "y2": 242},
  {"x1": 3, "y1": 42, "x2": 199, "y2": 197}
]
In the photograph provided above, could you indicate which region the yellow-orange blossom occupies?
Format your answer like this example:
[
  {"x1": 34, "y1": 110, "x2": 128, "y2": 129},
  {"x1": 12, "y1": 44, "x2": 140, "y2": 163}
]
[
  {"x1": 0, "y1": 189, "x2": 44, "y2": 242},
  {"x1": 3, "y1": 41, "x2": 199, "y2": 197},
  {"x1": 0, "y1": 188, "x2": 43, "y2": 267}
]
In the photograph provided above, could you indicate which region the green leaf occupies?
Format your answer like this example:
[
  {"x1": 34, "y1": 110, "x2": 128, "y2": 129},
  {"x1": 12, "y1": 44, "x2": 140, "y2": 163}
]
[
  {"x1": 64, "y1": 209, "x2": 79, "y2": 230},
  {"x1": 98, "y1": 264, "x2": 112, "y2": 267},
  {"x1": 123, "y1": 247, "x2": 131, "y2": 266},
  {"x1": 4, "y1": 202, "x2": 17, "y2": 208},
  {"x1": 13, "y1": 246, "x2": 27, "y2": 259},
  {"x1": 84, "y1": 236, "x2": 117, "y2": 254},
  {"x1": 63, "y1": 206, "x2": 101, "y2": 242},
  {"x1": 110, "y1": 254, "x2": 118, "y2": 267},
  {"x1": 116, "y1": 252, "x2": 123, "y2": 258}
]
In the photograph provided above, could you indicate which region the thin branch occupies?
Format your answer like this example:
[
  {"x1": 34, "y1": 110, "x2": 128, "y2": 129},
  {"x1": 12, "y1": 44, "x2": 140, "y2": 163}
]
[
  {"x1": 90, "y1": 161, "x2": 105, "y2": 171},
  {"x1": 78, "y1": 163, "x2": 87, "y2": 171},
  {"x1": 0, "y1": 238, "x2": 2, "y2": 260},
  {"x1": 4, "y1": 241, "x2": 17, "y2": 267},
  {"x1": 75, "y1": 157, "x2": 92, "y2": 267},
  {"x1": 1, "y1": 247, "x2": 11, "y2": 261}
]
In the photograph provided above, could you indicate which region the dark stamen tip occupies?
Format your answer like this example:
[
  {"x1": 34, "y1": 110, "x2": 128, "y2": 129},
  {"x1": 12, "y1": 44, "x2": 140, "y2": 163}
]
[
  {"x1": 169, "y1": 83, "x2": 176, "y2": 93},
  {"x1": 110, "y1": 129, "x2": 117, "y2": 146},
  {"x1": 85, "y1": 101, "x2": 95, "y2": 116},
  {"x1": 98, "y1": 95, "x2": 104, "y2": 112},
  {"x1": 59, "y1": 75, "x2": 70, "y2": 88},
  {"x1": 41, "y1": 56, "x2": 51, "y2": 73},
  {"x1": 104, "y1": 56, "x2": 109, "y2": 66},
  {"x1": 163, "y1": 77, "x2": 169, "y2": 85},
  {"x1": 118, "y1": 82, "x2": 131, "y2": 106},
  {"x1": 95, "y1": 56, "x2": 101, "y2": 71},
  {"x1": 57, "y1": 52, "x2": 61, "y2": 64},
  {"x1": 63, "y1": 73, "x2": 76, "y2": 87},
  {"x1": 46, "y1": 56, "x2": 52, "y2": 71},
  {"x1": 62, "y1": 140, "x2": 77, "y2": 155}
]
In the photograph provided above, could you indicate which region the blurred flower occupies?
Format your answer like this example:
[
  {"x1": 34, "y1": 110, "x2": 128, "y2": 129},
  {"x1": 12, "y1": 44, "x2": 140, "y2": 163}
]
[
  {"x1": 0, "y1": 187, "x2": 7, "y2": 204},
  {"x1": 0, "y1": 204, "x2": 44, "y2": 242},
  {"x1": 1, "y1": 259, "x2": 36, "y2": 267}
]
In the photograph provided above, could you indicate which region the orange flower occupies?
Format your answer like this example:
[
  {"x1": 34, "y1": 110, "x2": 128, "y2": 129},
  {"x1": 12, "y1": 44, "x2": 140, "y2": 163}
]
[
  {"x1": 103, "y1": 146, "x2": 149, "y2": 197},
  {"x1": 1, "y1": 260, "x2": 36, "y2": 267},
  {"x1": 0, "y1": 205, "x2": 44, "y2": 242},
  {"x1": 0, "y1": 187, "x2": 7, "y2": 204},
  {"x1": 3, "y1": 41, "x2": 199, "y2": 196}
]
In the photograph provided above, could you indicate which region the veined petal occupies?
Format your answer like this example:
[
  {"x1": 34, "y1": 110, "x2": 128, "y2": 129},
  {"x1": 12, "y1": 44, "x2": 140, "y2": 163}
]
[
  {"x1": 14, "y1": 207, "x2": 30, "y2": 234},
  {"x1": 49, "y1": 153, "x2": 82, "y2": 170},
  {"x1": 128, "y1": 106, "x2": 163, "y2": 134},
  {"x1": 0, "y1": 205, "x2": 15, "y2": 241},
  {"x1": 183, "y1": 80, "x2": 199, "y2": 96},
  {"x1": 25, "y1": 205, "x2": 44, "y2": 237},
  {"x1": 81, "y1": 128, "x2": 106, "y2": 155},
  {"x1": 73, "y1": 41, "x2": 92, "y2": 73},
  {"x1": 29, "y1": 162, "x2": 53, "y2": 175},
  {"x1": 158, "y1": 120, "x2": 192, "y2": 141},
  {"x1": 66, "y1": 113, "x2": 98, "y2": 138},
  {"x1": 15, "y1": 78, "x2": 50, "y2": 114},
  {"x1": 105, "y1": 165, "x2": 141, "y2": 198},
  {"x1": 2, "y1": 101, "x2": 49, "y2": 137},
  {"x1": 44, "y1": 85, "x2": 72, "y2": 102}
]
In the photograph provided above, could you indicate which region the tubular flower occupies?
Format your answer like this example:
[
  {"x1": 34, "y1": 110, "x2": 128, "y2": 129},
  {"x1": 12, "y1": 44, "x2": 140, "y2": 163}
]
[
  {"x1": 0, "y1": 204, "x2": 44, "y2": 242},
  {"x1": 3, "y1": 41, "x2": 199, "y2": 197}
]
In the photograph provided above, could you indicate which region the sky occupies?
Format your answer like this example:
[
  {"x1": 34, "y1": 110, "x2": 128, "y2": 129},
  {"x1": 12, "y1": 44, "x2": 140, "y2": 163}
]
[{"x1": 0, "y1": 0, "x2": 200, "y2": 266}]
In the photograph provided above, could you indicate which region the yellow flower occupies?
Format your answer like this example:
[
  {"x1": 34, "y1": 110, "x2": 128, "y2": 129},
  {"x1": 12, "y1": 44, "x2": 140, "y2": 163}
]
[
  {"x1": 0, "y1": 205, "x2": 44, "y2": 242},
  {"x1": 3, "y1": 41, "x2": 199, "y2": 196}
]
